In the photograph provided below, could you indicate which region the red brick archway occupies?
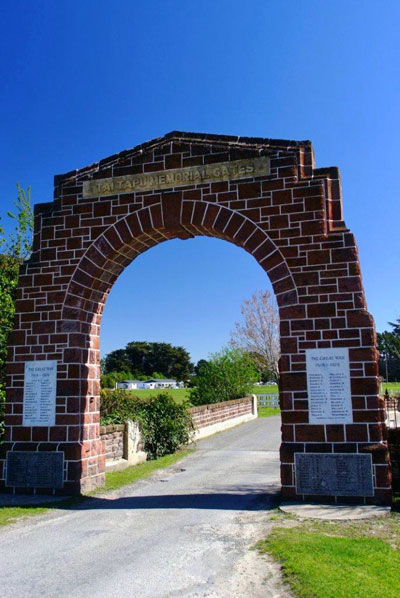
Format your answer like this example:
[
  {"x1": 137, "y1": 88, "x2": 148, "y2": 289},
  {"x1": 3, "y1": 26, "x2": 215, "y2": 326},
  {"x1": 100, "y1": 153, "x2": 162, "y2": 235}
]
[{"x1": 1, "y1": 132, "x2": 391, "y2": 504}]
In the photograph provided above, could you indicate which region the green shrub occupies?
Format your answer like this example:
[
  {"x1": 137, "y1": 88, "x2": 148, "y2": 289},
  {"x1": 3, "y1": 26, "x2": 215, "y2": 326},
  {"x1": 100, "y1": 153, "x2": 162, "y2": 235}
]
[
  {"x1": 100, "y1": 389, "x2": 145, "y2": 424},
  {"x1": 189, "y1": 347, "x2": 257, "y2": 406},
  {"x1": 139, "y1": 394, "x2": 194, "y2": 459},
  {"x1": 100, "y1": 390, "x2": 194, "y2": 459}
]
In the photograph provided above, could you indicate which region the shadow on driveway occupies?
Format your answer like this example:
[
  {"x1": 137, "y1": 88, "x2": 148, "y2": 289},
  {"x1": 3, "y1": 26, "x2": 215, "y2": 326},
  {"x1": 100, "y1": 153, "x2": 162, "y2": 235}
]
[
  {"x1": 77, "y1": 490, "x2": 279, "y2": 512},
  {"x1": 1, "y1": 485, "x2": 281, "y2": 515}
]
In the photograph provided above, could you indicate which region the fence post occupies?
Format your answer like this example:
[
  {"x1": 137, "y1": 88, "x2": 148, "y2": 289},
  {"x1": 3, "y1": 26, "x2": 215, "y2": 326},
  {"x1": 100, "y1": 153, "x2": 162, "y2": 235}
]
[
  {"x1": 124, "y1": 420, "x2": 147, "y2": 466},
  {"x1": 251, "y1": 394, "x2": 258, "y2": 417}
]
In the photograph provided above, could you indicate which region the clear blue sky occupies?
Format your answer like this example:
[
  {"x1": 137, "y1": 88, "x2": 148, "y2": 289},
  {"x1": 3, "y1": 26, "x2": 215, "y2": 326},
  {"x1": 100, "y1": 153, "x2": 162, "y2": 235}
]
[{"x1": 1, "y1": 1, "x2": 399, "y2": 364}]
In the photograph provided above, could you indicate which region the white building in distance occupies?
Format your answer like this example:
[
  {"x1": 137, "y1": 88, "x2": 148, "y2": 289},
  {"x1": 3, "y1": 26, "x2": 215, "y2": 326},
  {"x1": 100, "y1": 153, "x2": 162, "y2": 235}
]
[{"x1": 116, "y1": 378, "x2": 182, "y2": 390}]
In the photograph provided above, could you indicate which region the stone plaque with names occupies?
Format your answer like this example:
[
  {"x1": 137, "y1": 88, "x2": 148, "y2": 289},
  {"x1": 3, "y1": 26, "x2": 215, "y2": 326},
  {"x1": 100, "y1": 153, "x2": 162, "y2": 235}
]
[
  {"x1": 295, "y1": 453, "x2": 374, "y2": 496},
  {"x1": 306, "y1": 348, "x2": 352, "y2": 424},
  {"x1": 83, "y1": 156, "x2": 270, "y2": 198},
  {"x1": 6, "y1": 451, "x2": 64, "y2": 489},
  {"x1": 23, "y1": 360, "x2": 57, "y2": 427}
]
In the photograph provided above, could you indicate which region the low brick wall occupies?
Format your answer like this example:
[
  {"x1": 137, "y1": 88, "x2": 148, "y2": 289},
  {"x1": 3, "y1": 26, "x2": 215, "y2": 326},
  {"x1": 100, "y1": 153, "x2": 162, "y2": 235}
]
[
  {"x1": 189, "y1": 396, "x2": 254, "y2": 429},
  {"x1": 189, "y1": 396, "x2": 257, "y2": 440},
  {"x1": 100, "y1": 424, "x2": 125, "y2": 461},
  {"x1": 100, "y1": 396, "x2": 257, "y2": 467},
  {"x1": 388, "y1": 428, "x2": 400, "y2": 494}
]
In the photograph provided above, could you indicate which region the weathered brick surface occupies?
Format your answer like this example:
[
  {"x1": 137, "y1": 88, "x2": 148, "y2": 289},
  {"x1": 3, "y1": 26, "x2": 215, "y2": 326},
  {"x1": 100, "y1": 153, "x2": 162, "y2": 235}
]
[
  {"x1": 2, "y1": 131, "x2": 390, "y2": 503},
  {"x1": 100, "y1": 424, "x2": 125, "y2": 461}
]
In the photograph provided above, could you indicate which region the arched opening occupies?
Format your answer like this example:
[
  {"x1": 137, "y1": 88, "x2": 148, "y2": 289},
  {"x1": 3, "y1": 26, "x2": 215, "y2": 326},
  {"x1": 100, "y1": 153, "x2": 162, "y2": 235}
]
[
  {"x1": 100, "y1": 236, "x2": 276, "y2": 368},
  {"x1": 60, "y1": 201, "x2": 294, "y2": 491},
  {"x1": 98, "y1": 234, "x2": 282, "y2": 504}
]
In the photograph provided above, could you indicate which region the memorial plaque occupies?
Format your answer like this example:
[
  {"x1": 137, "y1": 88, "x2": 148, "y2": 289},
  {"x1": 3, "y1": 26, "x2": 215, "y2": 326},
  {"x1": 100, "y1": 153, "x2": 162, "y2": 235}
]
[
  {"x1": 23, "y1": 360, "x2": 57, "y2": 427},
  {"x1": 295, "y1": 453, "x2": 374, "y2": 496},
  {"x1": 83, "y1": 156, "x2": 270, "y2": 197},
  {"x1": 6, "y1": 451, "x2": 64, "y2": 489},
  {"x1": 306, "y1": 348, "x2": 352, "y2": 424}
]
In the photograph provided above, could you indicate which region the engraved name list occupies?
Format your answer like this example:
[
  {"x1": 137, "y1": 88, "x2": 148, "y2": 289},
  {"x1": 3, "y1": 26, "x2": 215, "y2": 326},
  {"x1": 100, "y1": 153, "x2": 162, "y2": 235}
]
[{"x1": 306, "y1": 348, "x2": 353, "y2": 424}]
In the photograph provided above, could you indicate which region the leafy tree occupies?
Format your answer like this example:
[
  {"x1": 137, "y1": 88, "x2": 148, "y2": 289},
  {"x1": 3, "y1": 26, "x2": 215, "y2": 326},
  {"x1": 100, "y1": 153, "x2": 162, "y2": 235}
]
[
  {"x1": 388, "y1": 318, "x2": 400, "y2": 337},
  {"x1": 229, "y1": 290, "x2": 280, "y2": 383},
  {"x1": 103, "y1": 341, "x2": 193, "y2": 382},
  {"x1": 102, "y1": 349, "x2": 132, "y2": 374},
  {"x1": 194, "y1": 359, "x2": 208, "y2": 376},
  {"x1": 377, "y1": 319, "x2": 400, "y2": 382},
  {"x1": 189, "y1": 347, "x2": 257, "y2": 406},
  {"x1": 151, "y1": 371, "x2": 165, "y2": 379},
  {"x1": 0, "y1": 185, "x2": 33, "y2": 437},
  {"x1": 189, "y1": 359, "x2": 210, "y2": 387}
]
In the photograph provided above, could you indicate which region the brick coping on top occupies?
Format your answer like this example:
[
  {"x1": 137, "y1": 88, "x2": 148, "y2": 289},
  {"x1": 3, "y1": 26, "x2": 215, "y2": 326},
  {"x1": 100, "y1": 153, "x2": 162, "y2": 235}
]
[{"x1": 188, "y1": 396, "x2": 254, "y2": 414}]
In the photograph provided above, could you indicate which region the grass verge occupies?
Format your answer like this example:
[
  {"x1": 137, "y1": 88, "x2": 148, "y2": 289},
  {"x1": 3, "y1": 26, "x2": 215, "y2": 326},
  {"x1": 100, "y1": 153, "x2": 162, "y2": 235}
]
[
  {"x1": 0, "y1": 504, "x2": 51, "y2": 527},
  {"x1": 0, "y1": 449, "x2": 192, "y2": 527},
  {"x1": 258, "y1": 406, "x2": 280, "y2": 418},
  {"x1": 97, "y1": 449, "x2": 193, "y2": 493},
  {"x1": 0, "y1": 496, "x2": 82, "y2": 527},
  {"x1": 257, "y1": 513, "x2": 400, "y2": 598}
]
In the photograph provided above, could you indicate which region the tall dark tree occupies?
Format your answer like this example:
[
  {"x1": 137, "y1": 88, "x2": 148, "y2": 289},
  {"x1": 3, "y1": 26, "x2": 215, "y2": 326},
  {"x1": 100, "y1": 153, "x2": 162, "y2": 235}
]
[
  {"x1": 388, "y1": 318, "x2": 400, "y2": 337},
  {"x1": 103, "y1": 341, "x2": 193, "y2": 381},
  {"x1": 194, "y1": 359, "x2": 209, "y2": 376},
  {"x1": 103, "y1": 349, "x2": 132, "y2": 374},
  {"x1": 377, "y1": 318, "x2": 400, "y2": 382}
]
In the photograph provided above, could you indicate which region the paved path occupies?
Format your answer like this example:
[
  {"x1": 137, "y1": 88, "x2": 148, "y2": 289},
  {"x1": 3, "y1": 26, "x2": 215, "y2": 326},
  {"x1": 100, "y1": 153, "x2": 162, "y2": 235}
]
[{"x1": 0, "y1": 417, "x2": 287, "y2": 598}]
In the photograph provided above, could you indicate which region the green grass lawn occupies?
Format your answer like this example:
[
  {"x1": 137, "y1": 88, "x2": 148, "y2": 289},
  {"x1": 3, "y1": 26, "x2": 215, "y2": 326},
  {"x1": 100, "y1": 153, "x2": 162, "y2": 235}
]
[
  {"x1": 123, "y1": 387, "x2": 191, "y2": 403},
  {"x1": 381, "y1": 382, "x2": 400, "y2": 394},
  {"x1": 258, "y1": 406, "x2": 280, "y2": 418},
  {"x1": 251, "y1": 384, "x2": 279, "y2": 394},
  {"x1": 119, "y1": 384, "x2": 279, "y2": 404},
  {"x1": 258, "y1": 514, "x2": 400, "y2": 598}
]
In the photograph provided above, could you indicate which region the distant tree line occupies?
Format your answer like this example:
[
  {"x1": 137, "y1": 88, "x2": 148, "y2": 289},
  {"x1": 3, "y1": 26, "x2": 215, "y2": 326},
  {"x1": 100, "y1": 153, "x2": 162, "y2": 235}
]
[
  {"x1": 377, "y1": 317, "x2": 400, "y2": 382},
  {"x1": 101, "y1": 341, "x2": 194, "y2": 387}
]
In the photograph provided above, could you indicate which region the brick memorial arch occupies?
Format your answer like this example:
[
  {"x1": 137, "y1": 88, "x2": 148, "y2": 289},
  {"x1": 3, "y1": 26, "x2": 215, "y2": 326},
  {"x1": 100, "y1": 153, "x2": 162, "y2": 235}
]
[{"x1": 1, "y1": 132, "x2": 391, "y2": 504}]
